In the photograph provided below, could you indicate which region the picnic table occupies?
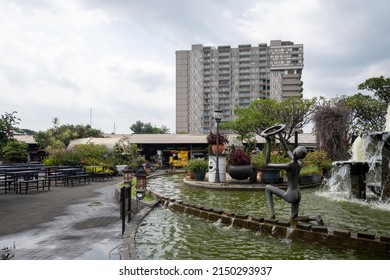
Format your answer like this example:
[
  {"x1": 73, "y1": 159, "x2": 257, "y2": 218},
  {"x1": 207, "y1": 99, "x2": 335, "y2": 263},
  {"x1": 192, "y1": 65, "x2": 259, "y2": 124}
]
[
  {"x1": 57, "y1": 167, "x2": 91, "y2": 186},
  {"x1": 1, "y1": 168, "x2": 48, "y2": 194}
]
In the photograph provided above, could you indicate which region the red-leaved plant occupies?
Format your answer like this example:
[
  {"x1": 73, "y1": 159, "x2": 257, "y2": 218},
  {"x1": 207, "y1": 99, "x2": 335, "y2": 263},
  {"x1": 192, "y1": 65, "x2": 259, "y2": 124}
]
[
  {"x1": 228, "y1": 148, "x2": 251, "y2": 165},
  {"x1": 206, "y1": 132, "x2": 229, "y2": 145}
]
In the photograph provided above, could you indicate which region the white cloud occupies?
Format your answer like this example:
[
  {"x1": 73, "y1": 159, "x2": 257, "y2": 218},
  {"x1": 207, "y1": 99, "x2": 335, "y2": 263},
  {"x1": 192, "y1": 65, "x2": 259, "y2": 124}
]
[{"x1": 0, "y1": 0, "x2": 389, "y2": 134}]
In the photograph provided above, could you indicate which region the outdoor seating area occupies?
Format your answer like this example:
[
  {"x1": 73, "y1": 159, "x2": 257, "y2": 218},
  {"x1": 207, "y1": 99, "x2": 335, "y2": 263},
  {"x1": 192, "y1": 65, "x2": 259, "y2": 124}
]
[
  {"x1": 0, "y1": 164, "x2": 114, "y2": 194},
  {"x1": 84, "y1": 166, "x2": 114, "y2": 182},
  {"x1": 0, "y1": 165, "x2": 43, "y2": 194}
]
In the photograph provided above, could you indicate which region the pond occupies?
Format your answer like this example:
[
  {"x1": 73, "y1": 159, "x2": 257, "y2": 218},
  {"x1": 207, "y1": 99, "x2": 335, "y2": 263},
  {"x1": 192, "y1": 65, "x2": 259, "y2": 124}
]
[{"x1": 135, "y1": 174, "x2": 390, "y2": 260}]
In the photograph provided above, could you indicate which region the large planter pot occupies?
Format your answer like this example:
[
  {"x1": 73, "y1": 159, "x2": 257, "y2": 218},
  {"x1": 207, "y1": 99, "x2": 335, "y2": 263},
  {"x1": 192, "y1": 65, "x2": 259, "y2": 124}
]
[
  {"x1": 298, "y1": 174, "x2": 322, "y2": 185},
  {"x1": 228, "y1": 165, "x2": 253, "y2": 181},
  {"x1": 261, "y1": 168, "x2": 280, "y2": 184},
  {"x1": 193, "y1": 170, "x2": 206, "y2": 181},
  {"x1": 212, "y1": 144, "x2": 225, "y2": 154},
  {"x1": 188, "y1": 170, "x2": 195, "y2": 179}
]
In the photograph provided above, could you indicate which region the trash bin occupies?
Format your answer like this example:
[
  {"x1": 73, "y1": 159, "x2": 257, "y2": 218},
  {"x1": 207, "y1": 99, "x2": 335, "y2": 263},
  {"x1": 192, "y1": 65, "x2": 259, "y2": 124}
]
[{"x1": 208, "y1": 155, "x2": 226, "y2": 182}]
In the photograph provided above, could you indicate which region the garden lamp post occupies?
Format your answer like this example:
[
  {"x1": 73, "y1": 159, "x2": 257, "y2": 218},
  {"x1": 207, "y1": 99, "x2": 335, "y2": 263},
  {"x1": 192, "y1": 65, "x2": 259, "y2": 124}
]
[
  {"x1": 121, "y1": 166, "x2": 134, "y2": 228},
  {"x1": 213, "y1": 109, "x2": 223, "y2": 183},
  {"x1": 135, "y1": 168, "x2": 147, "y2": 200},
  {"x1": 122, "y1": 166, "x2": 133, "y2": 186}
]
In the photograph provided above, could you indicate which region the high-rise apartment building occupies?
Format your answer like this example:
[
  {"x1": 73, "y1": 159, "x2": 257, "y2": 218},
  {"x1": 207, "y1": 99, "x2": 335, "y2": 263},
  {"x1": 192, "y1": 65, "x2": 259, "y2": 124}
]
[{"x1": 176, "y1": 40, "x2": 304, "y2": 134}]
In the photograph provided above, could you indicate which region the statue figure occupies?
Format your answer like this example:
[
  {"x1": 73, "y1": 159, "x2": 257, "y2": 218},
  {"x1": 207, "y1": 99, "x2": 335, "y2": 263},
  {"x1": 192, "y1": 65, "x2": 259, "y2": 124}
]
[{"x1": 260, "y1": 124, "x2": 306, "y2": 219}]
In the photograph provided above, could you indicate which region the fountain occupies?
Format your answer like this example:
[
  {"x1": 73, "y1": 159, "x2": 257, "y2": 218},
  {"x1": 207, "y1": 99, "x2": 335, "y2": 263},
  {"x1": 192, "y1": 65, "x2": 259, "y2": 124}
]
[
  {"x1": 134, "y1": 174, "x2": 390, "y2": 259},
  {"x1": 128, "y1": 111, "x2": 390, "y2": 259},
  {"x1": 328, "y1": 106, "x2": 390, "y2": 201}
]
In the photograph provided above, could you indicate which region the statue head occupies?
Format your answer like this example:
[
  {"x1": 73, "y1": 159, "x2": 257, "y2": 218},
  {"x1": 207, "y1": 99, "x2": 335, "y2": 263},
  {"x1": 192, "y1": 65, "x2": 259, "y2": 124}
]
[{"x1": 293, "y1": 146, "x2": 307, "y2": 160}]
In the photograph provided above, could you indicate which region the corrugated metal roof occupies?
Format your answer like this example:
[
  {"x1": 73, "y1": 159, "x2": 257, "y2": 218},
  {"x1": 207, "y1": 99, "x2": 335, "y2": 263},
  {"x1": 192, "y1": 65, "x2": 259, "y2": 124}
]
[
  {"x1": 68, "y1": 133, "x2": 317, "y2": 150},
  {"x1": 13, "y1": 133, "x2": 317, "y2": 149}
]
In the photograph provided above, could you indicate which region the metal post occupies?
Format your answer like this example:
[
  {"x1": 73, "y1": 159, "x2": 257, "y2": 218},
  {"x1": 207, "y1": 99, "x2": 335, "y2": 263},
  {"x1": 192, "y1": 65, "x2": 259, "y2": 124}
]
[
  {"x1": 215, "y1": 121, "x2": 220, "y2": 183},
  {"x1": 120, "y1": 187, "x2": 126, "y2": 235},
  {"x1": 294, "y1": 130, "x2": 298, "y2": 148},
  {"x1": 127, "y1": 186, "x2": 131, "y2": 222}
]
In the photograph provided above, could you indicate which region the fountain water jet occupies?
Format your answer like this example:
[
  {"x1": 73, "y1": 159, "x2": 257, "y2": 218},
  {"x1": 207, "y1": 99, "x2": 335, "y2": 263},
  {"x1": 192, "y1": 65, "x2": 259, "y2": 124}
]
[{"x1": 324, "y1": 106, "x2": 390, "y2": 201}]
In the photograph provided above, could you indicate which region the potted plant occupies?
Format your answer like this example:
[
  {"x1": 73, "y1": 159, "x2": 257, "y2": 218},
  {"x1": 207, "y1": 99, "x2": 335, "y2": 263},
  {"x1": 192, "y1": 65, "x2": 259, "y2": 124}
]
[
  {"x1": 183, "y1": 162, "x2": 195, "y2": 179},
  {"x1": 302, "y1": 150, "x2": 332, "y2": 178},
  {"x1": 251, "y1": 152, "x2": 266, "y2": 183},
  {"x1": 207, "y1": 132, "x2": 229, "y2": 154},
  {"x1": 227, "y1": 148, "x2": 253, "y2": 181},
  {"x1": 298, "y1": 165, "x2": 322, "y2": 185},
  {"x1": 259, "y1": 152, "x2": 289, "y2": 184},
  {"x1": 186, "y1": 158, "x2": 209, "y2": 181}
]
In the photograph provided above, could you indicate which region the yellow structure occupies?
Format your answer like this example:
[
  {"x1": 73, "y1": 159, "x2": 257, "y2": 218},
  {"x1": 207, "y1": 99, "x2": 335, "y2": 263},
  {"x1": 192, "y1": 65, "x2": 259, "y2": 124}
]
[{"x1": 169, "y1": 150, "x2": 189, "y2": 167}]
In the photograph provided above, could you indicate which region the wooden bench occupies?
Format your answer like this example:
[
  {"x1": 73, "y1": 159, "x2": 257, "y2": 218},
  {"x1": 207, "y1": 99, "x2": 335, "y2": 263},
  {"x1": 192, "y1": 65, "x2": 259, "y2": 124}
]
[
  {"x1": 45, "y1": 173, "x2": 65, "y2": 186},
  {"x1": 64, "y1": 173, "x2": 91, "y2": 186},
  {"x1": 0, "y1": 178, "x2": 16, "y2": 194},
  {"x1": 18, "y1": 179, "x2": 50, "y2": 194},
  {"x1": 91, "y1": 172, "x2": 113, "y2": 181}
]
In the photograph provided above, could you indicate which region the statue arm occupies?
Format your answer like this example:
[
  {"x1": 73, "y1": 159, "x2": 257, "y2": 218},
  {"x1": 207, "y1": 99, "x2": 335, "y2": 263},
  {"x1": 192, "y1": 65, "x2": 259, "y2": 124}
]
[
  {"x1": 267, "y1": 162, "x2": 290, "y2": 170},
  {"x1": 278, "y1": 132, "x2": 294, "y2": 160},
  {"x1": 265, "y1": 137, "x2": 271, "y2": 165}
]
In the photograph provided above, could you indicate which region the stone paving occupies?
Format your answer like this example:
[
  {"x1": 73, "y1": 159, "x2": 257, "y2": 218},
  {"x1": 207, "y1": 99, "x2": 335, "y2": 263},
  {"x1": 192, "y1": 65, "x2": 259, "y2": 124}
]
[{"x1": 0, "y1": 177, "x2": 123, "y2": 260}]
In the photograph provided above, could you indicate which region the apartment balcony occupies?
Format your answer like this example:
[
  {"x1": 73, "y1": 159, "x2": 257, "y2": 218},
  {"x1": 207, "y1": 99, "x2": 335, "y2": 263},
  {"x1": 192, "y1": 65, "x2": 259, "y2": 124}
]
[
  {"x1": 218, "y1": 58, "x2": 230, "y2": 63},
  {"x1": 239, "y1": 80, "x2": 251, "y2": 86},
  {"x1": 239, "y1": 91, "x2": 250, "y2": 97},
  {"x1": 219, "y1": 98, "x2": 230, "y2": 105},
  {"x1": 282, "y1": 80, "x2": 303, "y2": 85},
  {"x1": 239, "y1": 68, "x2": 251, "y2": 73},
  {"x1": 218, "y1": 91, "x2": 230, "y2": 97},
  {"x1": 282, "y1": 85, "x2": 303, "y2": 92},
  {"x1": 239, "y1": 85, "x2": 250, "y2": 90}
]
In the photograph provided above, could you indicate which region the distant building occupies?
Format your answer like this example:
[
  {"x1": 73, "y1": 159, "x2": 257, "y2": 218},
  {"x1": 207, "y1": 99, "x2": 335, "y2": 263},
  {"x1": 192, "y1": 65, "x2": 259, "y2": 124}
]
[
  {"x1": 12, "y1": 133, "x2": 316, "y2": 166},
  {"x1": 176, "y1": 40, "x2": 304, "y2": 134}
]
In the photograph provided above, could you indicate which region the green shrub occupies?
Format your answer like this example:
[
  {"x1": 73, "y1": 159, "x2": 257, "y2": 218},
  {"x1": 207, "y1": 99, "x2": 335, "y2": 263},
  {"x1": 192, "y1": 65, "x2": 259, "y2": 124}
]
[
  {"x1": 185, "y1": 158, "x2": 209, "y2": 171},
  {"x1": 43, "y1": 143, "x2": 111, "y2": 166},
  {"x1": 251, "y1": 151, "x2": 290, "y2": 169},
  {"x1": 299, "y1": 165, "x2": 320, "y2": 176},
  {"x1": 302, "y1": 150, "x2": 332, "y2": 169}
]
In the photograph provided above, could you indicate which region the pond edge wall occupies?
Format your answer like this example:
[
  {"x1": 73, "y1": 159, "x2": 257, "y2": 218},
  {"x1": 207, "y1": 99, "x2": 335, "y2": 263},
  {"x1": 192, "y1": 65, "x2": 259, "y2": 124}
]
[{"x1": 154, "y1": 194, "x2": 390, "y2": 258}]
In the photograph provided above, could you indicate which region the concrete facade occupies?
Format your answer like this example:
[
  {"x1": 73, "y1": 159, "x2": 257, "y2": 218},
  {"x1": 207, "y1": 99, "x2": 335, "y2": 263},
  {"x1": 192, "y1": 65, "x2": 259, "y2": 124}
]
[{"x1": 176, "y1": 40, "x2": 304, "y2": 134}]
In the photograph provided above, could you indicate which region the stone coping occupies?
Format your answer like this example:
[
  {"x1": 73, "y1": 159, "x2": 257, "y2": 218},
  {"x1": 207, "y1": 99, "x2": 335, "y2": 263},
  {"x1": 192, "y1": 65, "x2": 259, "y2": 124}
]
[{"x1": 183, "y1": 176, "x2": 321, "y2": 190}]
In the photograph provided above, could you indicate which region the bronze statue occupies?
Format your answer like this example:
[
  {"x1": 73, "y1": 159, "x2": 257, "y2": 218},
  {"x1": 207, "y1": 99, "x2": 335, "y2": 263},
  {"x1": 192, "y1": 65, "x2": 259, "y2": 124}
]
[{"x1": 260, "y1": 124, "x2": 307, "y2": 219}]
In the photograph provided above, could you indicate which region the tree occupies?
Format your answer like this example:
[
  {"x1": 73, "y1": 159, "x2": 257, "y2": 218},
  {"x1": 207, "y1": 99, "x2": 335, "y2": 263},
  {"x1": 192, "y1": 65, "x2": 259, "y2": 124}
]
[
  {"x1": 312, "y1": 99, "x2": 351, "y2": 161},
  {"x1": 358, "y1": 76, "x2": 390, "y2": 104},
  {"x1": 228, "y1": 98, "x2": 282, "y2": 137},
  {"x1": 338, "y1": 93, "x2": 387, "y2": 134},
  {"x1": 130, "y1": 121, "x2": 170, "y2": 134},
  {"x1": 224, "y1": 97, "x2": 316, "y2": 143},
  {"x1": 278, "y1": 97, "x2": 317, "y2": 140},
  {"x1": 2, "y1": 139, "x2": 28, "y2": 163},
  {"x1": 112, "y1": 136, "x2": 141, "y2": 165},
  {"x1": 34, "y1": 118, "x2": 105, "y2": 150},
  {"x1": 0, "y1": 111, "x2": 21, "y2": 149}
]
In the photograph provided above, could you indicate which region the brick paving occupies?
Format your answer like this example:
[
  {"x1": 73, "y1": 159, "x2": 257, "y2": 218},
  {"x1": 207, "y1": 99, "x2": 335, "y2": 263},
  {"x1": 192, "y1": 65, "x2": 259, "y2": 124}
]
[{"x1": 0, "y1": 177, "x2": 123, "y2": 260}]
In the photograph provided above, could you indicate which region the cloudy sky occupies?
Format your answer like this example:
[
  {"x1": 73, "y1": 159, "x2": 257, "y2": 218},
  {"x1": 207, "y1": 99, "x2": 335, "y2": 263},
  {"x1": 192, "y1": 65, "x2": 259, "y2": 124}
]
[{"x1": 1, "y1": 0, "x2": 389, "y2": 134}]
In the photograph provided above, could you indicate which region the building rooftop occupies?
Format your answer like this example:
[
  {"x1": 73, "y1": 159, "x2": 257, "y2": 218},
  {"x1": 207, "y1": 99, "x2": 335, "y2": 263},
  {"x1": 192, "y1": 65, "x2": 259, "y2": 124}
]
[{"x1": 15, "y1": 133, "x2": 317, "y2": 150}]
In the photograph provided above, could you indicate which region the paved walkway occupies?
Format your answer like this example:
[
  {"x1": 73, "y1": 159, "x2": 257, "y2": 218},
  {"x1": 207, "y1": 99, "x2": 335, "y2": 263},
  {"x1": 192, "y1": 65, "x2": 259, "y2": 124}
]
[{"x1": 0, "y1": 177, "x2": 123, "y2": 260}]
